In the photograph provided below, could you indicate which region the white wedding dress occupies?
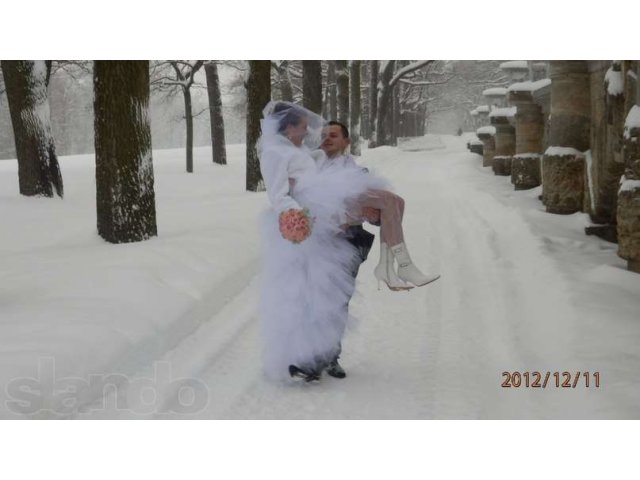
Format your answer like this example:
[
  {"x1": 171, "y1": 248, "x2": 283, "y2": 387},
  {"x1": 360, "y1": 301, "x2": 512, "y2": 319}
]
[{"x1": 258, "y1": 102, "x2": 387, "y2": 382}]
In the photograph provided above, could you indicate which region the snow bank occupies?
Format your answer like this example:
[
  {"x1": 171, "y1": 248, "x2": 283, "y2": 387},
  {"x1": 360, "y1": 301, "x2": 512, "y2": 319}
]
[
  {"x1": 3, "y1": 135, "x2": 640, "y2": 420},
  {"x1": 0, "y1": 145, "x2": 263, "y2": 418}
]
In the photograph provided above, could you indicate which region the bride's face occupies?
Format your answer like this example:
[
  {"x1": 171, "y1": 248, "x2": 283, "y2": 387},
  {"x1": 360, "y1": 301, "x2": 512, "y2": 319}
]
[{"x1": 285, "y1": 118, "x2": 308, "y2": 146}]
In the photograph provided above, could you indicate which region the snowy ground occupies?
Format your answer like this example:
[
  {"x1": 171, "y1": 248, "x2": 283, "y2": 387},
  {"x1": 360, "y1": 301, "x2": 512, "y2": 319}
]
[{"x1": 1, "y1": 135, "x2": 638, "y2": 419}]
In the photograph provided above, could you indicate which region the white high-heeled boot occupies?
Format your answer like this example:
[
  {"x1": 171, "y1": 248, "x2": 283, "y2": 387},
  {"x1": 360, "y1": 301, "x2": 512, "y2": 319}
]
[
  {"x1": 373, "y1": 242, "x2": 413, "y2": 291},
  {"x1": 391, "y1": 242, "x2": 440, "y2": 287}
]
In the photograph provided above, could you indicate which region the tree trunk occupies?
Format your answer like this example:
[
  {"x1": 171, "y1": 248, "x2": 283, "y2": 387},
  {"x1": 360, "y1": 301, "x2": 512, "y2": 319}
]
[
  {"x1": 204, "y1": 62, "x2": 227, "y2": 165},
  {"x1": 418, "y1": 105, "x2": 426, "y2": 135},
  {"x1": 375, "y1": 60, "x2": 396, "y2": 147},
  {"x1": 302, "y1": 60, "x2": 322, "y2": 115},
  {"x1": 392, "y1": 83, "x2": 400, "y2": 145},
  {"x1": 391, "y1": 61, "x2": 408, "y2": 145},
  {"x1": 360, "y1": 62, "x2": 369, "y2": 139},
  {"x1": 336, "y1": 60, "x2": 349, "y2": 125},
  {"x1": 368, "y1": 60, "x2": 379, "y2": 147},
  {"x1": 349, "y1": 61, "x2": 361, "y2": 156},
  {"x1": 93, "y1": 60, "x2": 157, "y2": 244},
  {"x1": 246, "y1": 60, "x2": 271, "y2": 192},
  {"x1": 327, "y1": 61, "x2": 337, "y2": 120},
  {"x1": 278, "y1": 62, "x2": 294, "y2": 102},
  {"x1": 1, "y1": 60, "x2": 64, "y2": 197},
  {"x1": 44, "y1": 61, "x2": 52, "y2": 87},
  {"x1": 184, "y1": 87, "x2": 194, "y2": 173}
]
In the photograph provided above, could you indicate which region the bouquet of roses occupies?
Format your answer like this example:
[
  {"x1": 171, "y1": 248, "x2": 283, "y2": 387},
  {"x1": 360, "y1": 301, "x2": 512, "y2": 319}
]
[{"x1": 279, "y1": 207, "x2": 313, "y2": 244}]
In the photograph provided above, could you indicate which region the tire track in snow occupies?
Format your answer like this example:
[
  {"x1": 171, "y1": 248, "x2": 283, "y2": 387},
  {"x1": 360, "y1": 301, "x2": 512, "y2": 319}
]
[
  {"x1": 75, "y1": 260, "x2": 261, "y2": 419},
  {"x1": 420, "y1": 153, "x2": 589, "y2": 418}
]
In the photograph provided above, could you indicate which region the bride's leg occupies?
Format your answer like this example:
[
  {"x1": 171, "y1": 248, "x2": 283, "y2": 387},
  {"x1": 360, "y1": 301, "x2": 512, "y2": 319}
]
[
  {"x1": 358, "y1": 189, "x2": 405, "y2": 245},
  {"x1": 359, "y1": 189, "x2": 440, "y2": 288},
  {"x1": 357, "y1": 190, "x2": 413, "y2": 291}
]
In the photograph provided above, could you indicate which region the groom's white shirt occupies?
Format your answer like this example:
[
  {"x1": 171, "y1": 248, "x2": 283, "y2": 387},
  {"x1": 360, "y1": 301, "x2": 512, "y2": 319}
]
[{"x1": 314, "y1": 150, "x2": 358, "y2": 171}]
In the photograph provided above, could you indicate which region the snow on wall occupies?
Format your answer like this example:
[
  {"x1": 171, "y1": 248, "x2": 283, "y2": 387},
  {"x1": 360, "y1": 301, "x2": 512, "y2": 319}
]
[
  {"x1": 545, "y1": 146, "x2": 585, "y2": 157},
  {"x1": 619, "y1": 174, "x2": 640, "y2": 193},
  {"x1": 507, "y1": 79, "x2": 552, "y2": 93},
  {"x1": 623, "y1": 105, "x2": 640, "y2": 139},
  {"x1": 500, "y1": 60, "x2": 528, "y2": 70},
  {"x1": 476, "y1": 126, "x2": 496, "y2": 135},
  {"x1": 585, "y1": 150, "x2": 595, "y2": 213},
  {"x1": 605, "y1": 67, "x2": 624, "y2": 96},
  {"x1": 513, "y1": 153, "x2": 542, "y2": 159},
  {"x1": 489, "y1": 107, "x2": 516, "y2": 118},
  {"x1": 482, "y1": 87, "x2": 508, "y2": 96}
]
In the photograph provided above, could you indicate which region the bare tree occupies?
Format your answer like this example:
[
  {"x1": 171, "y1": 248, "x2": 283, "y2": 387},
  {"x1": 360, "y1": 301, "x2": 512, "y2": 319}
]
[
  {"x1": 204, "y1": 61, "x2": 227, "y2": 165},
  {"x1": 323, "y1": 61, "x2": 337, "y2": 120},
  {"x1": 373, "y1": 60, "x2": 396, "y2": 147},
  {"x1": 427, "y1": 61, "x2": 506, "y2": 131},
  {"x1": 349, "y1": 61, "x2": 361, "y2": 155},
  {"x1": 50, "y1": 60, "x2": 92, "y2": 79},
  {"x1": 150, "y1": 60, "x2": 205, "y2": 173},
  {"x1": 94, "y1": 61, "x2": 157, "y2": 243},
  {"x1": 272, "y1": 61, "x2": 294, "y2": 102},
  {"x1": 302, "y1": 60, "x2": 322, "y2": 114},
  {"x1": 336, "y1": 60, "x2": 349, "y2": 124},
  {"x1": 368, "y1": 60, "x2": 379, "y2": 147},
  {"x1": 372, "y1": 60, "x2": 435, "y2": 147},
  {"x1": 246, "y1": 60, "x2": 271, "y2": 192},
  {"x1": 1, "y1": 60, "x2": 63, "y2": 197}
]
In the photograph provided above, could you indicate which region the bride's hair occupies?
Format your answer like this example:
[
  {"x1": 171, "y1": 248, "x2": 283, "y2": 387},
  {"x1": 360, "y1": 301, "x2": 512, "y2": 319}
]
[{"x1": 273, "y1": 102, "x2": 306, "y2": 134}]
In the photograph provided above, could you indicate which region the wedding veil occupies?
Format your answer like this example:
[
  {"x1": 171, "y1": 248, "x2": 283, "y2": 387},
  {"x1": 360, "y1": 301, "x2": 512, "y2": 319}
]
[{"x1": 258, "y1": 100, "x2": 326, "y2": 152}]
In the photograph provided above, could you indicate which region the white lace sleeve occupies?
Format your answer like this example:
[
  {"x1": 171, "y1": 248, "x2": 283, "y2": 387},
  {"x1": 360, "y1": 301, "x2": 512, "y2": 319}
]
[{"x1": 259, "y1": 147, "x2": 302, "y2": 214}]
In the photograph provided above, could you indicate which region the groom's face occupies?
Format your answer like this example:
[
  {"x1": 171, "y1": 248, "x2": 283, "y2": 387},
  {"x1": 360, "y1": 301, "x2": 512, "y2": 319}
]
[{"x1": 321, "y1": 125, "x2": 349, "y2": 158}]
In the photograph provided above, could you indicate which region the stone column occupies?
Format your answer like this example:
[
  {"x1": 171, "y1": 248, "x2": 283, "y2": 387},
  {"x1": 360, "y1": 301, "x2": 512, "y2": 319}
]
[
  {"x1": 508, "y1": 88, "x2": 544, "y2": 189},
  {"x1": 581, "y1": 61, "x2": 626, "y2": 244},
  {"x1": 542, "y1": 61, "x2": 590, "y2": 214},
  {"x1": 469, "y1": 138, "x2": 484, "y2": 156},
  {"x1": 477, "y1": 126, "x2": 496, "y2": 167},
  {"x1": 491, "y1": 108, "x2": 516, "y2": 176},
  {"x1": 477, "y1": 106, "x2": 490, "y2": 126},
  {"x1": 617, "y1": 61, "x2": 640, "y2": 273},
  {"x1": 483, "y1": 88, "x2": 508, "y2": 108}
]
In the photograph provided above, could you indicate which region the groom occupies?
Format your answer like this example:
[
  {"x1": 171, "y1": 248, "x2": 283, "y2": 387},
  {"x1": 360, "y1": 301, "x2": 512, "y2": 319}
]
[{"x1": 316, "y1": 121, "x2": 380, "y2": 379}]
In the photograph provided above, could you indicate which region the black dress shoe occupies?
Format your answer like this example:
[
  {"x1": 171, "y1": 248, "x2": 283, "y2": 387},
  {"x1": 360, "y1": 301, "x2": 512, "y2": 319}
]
[
  {"x1": 289, "y1": 365, "x2": 321, "y2": 382},
  {"x1": 325, "y1": 359, "x2": 346, "y2": 379}
]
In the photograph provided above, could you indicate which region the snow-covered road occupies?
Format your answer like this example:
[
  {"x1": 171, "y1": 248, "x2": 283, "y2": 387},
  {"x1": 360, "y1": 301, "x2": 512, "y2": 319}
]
[
  {"x1": 79, "y1": 136, "x2": 640, "y2": 419},
  {"x1": 2, "y1": 136, "x2": 638, "y2": 419}
]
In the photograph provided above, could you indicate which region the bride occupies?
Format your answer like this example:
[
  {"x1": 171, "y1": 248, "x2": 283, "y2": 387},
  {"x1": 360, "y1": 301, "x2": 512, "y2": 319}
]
[{"x1": 258, "y1": 101, "x2": 439, "y2": 383}]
